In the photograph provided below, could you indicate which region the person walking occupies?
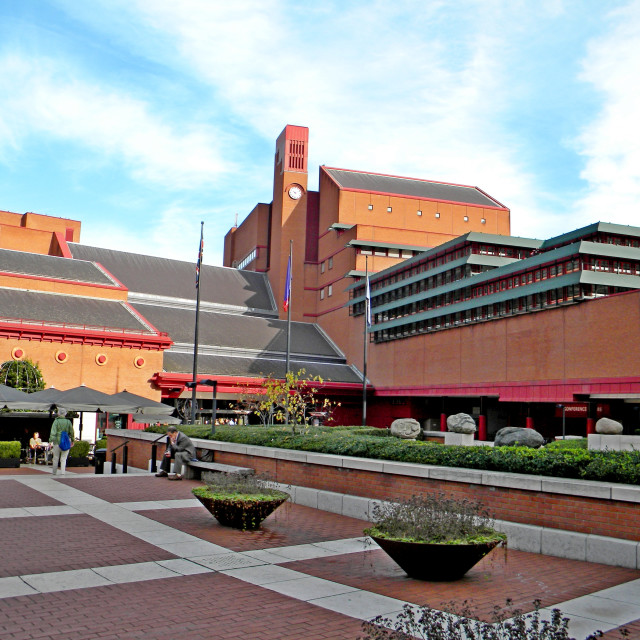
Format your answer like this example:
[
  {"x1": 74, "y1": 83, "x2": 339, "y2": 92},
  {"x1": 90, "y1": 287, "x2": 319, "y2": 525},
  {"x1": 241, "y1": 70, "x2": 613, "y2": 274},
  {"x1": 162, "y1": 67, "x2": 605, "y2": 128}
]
[
  {"x1": 49, "y1": 409, "x2": 75, "y2": 476},
  {"x1": 155, "y1": 426, "x2": 196, "y2": 481}
]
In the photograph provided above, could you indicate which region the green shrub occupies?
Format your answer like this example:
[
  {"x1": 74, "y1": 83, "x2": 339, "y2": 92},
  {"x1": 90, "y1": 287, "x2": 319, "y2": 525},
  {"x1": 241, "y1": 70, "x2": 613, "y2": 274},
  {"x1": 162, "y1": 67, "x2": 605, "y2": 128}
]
[
  {"x1": 94, "y1": 438, "x2": 108, "y2": 450},
  {"x1": 365, "y1": 492, "x2": 505, "y2": 545},
  {"x1": 0, "y1": 441, "x2": 20, "y2": 458},
  {"x1": 544, "y1": 438, "x2": 587, "y2": 450},
  {"x1": 69, "y1": 440, "x2": 91, "y2": 457},
  {"x1": 196, "y1": 426, "x2": 640, "y2": 485}
]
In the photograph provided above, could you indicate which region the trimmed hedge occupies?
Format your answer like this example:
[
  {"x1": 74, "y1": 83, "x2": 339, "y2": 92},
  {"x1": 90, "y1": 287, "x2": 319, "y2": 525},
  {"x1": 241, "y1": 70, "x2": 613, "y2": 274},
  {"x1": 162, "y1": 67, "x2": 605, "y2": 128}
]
[
  {"x1": 69, "y1": 440, "x2": 91, "y2": 458},
  {"x1": 141, "y1": 425, "x2": 640, "y2": 485},
  {"x1": 0, "y1": 441, "x2": 21, "y2": 458}
]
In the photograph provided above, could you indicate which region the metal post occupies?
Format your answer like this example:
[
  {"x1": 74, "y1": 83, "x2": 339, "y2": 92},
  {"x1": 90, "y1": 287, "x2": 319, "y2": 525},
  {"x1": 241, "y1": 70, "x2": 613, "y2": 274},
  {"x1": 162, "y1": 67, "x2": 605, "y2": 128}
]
[
  {"x1": 211, "y1": 381, "x2": 218, "y2": 436},
  {"x1": 150, "y1": 444, "x2": 157, "y2": 472},
  {"x1": 122, "y1": 444, "x2": 128, "y2": 474},
  {"x1": 111, "y1": 452, "x2": 117, "y2": 474},
  {"x1": 562, "y1": 405, "x2": 566, "y2": 440}
]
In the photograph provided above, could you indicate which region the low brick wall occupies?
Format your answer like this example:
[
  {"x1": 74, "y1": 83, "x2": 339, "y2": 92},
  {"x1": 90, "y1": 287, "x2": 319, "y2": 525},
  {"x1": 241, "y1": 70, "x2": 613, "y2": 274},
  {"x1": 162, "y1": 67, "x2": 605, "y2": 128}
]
[{"x1": 107, "y1": 429, "x2": 640, "y2": 543}]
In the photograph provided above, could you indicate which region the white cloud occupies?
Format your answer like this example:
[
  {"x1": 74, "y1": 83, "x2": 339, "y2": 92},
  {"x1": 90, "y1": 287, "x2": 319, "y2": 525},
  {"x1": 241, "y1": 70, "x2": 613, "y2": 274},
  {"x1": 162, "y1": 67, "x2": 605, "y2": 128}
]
[
  {"x1": 0, "y1": 54, "x2": 228, "y2": 189},
  {"x1": 572, "y1": 1, "x2": 640, "y2": 227}
]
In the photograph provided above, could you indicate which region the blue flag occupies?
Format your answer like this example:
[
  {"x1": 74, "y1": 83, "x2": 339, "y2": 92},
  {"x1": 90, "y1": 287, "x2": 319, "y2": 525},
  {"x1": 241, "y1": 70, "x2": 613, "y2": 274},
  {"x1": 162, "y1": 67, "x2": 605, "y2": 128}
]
[{"x1": 283, "y1": 254, "x2": 292, "y2": 312}]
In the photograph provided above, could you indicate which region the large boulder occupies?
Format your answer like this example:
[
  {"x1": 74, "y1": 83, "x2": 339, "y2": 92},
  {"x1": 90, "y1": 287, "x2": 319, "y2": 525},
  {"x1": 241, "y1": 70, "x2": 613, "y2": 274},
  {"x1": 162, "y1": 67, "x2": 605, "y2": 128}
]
[
  {"x1": 447, "y1": 413, "x2": 476, "y2": 434},
  {"x1": 494, "y1": 427, "x2": 544, "y2": 448},
  {"x1": 595, "y1": 417, "x2": 623, "y2": 435},
  {"x1": 390, "y1": 418, "x2": 421, "y2": 439}
]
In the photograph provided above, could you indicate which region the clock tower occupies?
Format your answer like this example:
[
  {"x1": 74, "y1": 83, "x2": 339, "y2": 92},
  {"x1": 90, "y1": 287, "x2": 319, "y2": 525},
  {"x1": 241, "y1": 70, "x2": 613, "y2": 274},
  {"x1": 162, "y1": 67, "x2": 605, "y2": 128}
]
[{"x1": 270, "y1": 125, "x2": 309, "y2": 321}]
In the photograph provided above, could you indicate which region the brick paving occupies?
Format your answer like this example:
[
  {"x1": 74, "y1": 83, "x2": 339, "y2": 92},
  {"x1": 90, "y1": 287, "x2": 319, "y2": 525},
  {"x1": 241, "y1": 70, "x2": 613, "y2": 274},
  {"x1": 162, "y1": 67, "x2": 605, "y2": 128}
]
[
  {"x1": 0, "y1": 467, "x2": 48, "y2": 476},
  {"x1": 0, "y1": 573, "x2": 364, "y2": 640},
  {"x1": 1, "y1": 473, "x2": 640, "y2": 639},
  {"x1": 0, "y1": 479, "x2": 62, "y2": 508},
  {"x1": 0, "y1": 514, "x2": 176, "y2": 578},
  {"x1": 288, "y1": 546, "x2": 640, "y2": 619},
  {"x1": 56, "y1": 475, "x2": 201, "y2": 502},
  {"x1": 138, "y1": 501, "x2": 369, "y2": 551}
]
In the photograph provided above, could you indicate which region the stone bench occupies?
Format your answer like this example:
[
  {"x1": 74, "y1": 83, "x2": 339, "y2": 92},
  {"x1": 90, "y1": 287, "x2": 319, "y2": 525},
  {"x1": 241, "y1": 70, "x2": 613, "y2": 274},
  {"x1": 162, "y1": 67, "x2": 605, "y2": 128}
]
[{"x1": 183, "y1": 460, "x2": 255, "y2": 481}]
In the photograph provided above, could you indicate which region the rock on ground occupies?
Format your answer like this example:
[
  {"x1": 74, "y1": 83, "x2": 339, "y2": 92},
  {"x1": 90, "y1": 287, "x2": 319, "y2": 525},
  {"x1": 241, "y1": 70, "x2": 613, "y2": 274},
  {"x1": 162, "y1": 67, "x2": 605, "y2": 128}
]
[
  {"x1": 494, "y1": 426, "x2": 544, "y2": 448},
  {"x1": 390, "y1": 418, "x2": 421, "y2": 439}
]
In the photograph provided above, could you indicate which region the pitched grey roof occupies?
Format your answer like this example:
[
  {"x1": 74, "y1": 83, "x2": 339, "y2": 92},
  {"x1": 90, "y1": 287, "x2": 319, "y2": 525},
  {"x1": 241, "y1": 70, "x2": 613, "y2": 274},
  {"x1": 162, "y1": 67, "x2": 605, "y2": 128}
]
[
  {"x1": 324, "y1": 167, "x2": 505, "y2": 208},
  {"x1": 132, "y1": 303, "x2": 343, "y2": 359},
  {"x1": 0, "y1": 288, "x2": 154, "y2": 333},
  {"x1": 68, "y1": 244, "x2": 276, "y2": 313},
  {"x1": 163, "y1": 352, "x2": 362, "y2": 383},
  {"x1": 0, "y1": 248, "x2": 116, "y2": 286}
]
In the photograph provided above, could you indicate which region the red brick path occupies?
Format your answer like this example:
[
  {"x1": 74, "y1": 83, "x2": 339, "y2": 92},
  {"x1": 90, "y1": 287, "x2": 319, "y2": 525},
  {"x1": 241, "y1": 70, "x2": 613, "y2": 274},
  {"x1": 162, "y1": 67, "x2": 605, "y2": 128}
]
[
  {"x1": 288, "y1": 547, "x2": 640, "y2": 620},
  {"x1": 0, "y1": 573, "x2": 364, "y2": 640},
  {"x1": 137, "y1": 501, "x2": 369, "y2": 551},
  {"x1": 0, "y1": 480, "x2": 62, "y2": 508},
  {"x1": 0, "y1": 514, "x2": 176, "y2": 578}
]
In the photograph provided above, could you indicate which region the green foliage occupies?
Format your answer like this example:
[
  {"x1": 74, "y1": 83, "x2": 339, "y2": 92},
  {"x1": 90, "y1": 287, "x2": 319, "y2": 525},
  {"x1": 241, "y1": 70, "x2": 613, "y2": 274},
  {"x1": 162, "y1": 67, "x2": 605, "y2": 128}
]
[
  {"x1": 359, "y1": 599, "x2": 624, "y2": 640},
  {"x1": 365, "y1": 493, "x2": 505, "y2": 545},
  {"x1": 94, "y1": 438, "x2": 108, "y2": 450},
  {"x1": 194, "y1": 425, "x2": 640, "y2": 485},
  {"x1": 0, "y1": 441, "x2": 21, "y2": 458},
  {"x1": 544, "y1": 438, "x2": 587, "y2": 450},
  {"x1": 144, "y1": 424, "x2": 212, "y2": 438},
  {"x1": 0, "y1": 358, "x2": 45, "y2": 392},
  {"x1": 69, "y1": 440, "x2": 91, "y2": 457}
]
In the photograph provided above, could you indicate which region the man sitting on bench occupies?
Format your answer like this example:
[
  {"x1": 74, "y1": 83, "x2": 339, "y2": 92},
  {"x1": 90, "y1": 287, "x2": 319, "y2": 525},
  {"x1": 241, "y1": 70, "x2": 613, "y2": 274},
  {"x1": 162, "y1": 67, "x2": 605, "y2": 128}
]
[{"x1": 155, "y1": 426, "x2": 196, "y2": 481}]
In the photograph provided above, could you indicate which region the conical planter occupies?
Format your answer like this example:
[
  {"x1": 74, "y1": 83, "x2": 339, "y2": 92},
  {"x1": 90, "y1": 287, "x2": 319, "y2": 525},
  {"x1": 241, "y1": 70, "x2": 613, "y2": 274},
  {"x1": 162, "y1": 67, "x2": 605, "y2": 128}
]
[
  {"x1": 193, "y1": 490, "x2": 289, "y2": 530},
  {"x1": 370, "y1": 535, "x2": 502, "y2": 581}
]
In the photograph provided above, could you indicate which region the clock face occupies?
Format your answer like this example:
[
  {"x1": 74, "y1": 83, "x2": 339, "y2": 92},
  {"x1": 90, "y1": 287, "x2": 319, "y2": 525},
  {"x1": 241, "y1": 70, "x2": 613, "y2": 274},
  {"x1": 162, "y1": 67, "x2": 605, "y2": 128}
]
[{"x1": 288, "y1": 185, "x2": 303, "y2": 200}]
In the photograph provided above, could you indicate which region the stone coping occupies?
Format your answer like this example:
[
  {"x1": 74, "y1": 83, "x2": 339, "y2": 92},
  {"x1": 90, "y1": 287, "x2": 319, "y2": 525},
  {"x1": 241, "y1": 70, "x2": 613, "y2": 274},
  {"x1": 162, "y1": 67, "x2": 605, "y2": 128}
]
[{"x1": 106, "y1": 429, "x2": 640, "y2": 504}]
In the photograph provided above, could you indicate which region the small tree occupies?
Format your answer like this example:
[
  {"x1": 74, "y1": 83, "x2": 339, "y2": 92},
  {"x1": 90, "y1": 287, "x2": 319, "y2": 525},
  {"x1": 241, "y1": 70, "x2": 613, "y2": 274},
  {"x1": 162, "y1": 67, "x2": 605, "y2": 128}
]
[{"x1": 0, "y1": 358, "x2": 45, "y2": 392}]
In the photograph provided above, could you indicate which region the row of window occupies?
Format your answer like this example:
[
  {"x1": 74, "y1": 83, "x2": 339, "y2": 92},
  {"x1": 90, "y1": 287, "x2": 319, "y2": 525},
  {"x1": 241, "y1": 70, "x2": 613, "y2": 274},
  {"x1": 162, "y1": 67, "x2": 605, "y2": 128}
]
[
  {"x1": 234, "y1": 248, "x2": 257, "y2": 270},
  {"x1": 319, "y1": 285, "x2": 333, "y2": 300},
  {"x1": 320, "y1": 256, "x2": 333, "y2": 273},
  {"x1": 371, "y1": 284, "x2": 623, "y2": 343},
  {"x1": 364, "y1": 204, "x2": 487, "y2": 224}
]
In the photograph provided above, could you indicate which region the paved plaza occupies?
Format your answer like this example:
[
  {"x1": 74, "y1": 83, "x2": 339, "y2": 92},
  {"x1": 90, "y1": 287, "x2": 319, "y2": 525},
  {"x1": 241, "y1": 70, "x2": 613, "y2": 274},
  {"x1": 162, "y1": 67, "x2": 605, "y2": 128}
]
[{"x1": 1, "y1": 466, "x2": 640, "y2": 639}]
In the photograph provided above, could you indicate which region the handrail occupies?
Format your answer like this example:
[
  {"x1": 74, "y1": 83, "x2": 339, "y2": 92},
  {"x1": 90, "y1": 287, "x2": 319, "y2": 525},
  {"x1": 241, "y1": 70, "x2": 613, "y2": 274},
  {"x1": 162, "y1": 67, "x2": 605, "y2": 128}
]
[{"x1": 111, "y1": 439, "x2": 130, "y2": 453}]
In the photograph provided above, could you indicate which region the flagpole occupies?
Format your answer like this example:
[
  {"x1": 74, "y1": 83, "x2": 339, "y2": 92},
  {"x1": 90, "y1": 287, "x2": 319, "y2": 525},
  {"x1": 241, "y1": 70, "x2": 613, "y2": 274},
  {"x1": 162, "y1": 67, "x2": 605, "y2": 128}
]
[
  {"x1": 362, "y1": 255, "x2": 369, "y2": 427},
  {"x1": 285, "y1": 240, "x2": 292, "y2": 424},
  {"x1": 190, "y1": 221, "x2": 204, "y2": 424}
]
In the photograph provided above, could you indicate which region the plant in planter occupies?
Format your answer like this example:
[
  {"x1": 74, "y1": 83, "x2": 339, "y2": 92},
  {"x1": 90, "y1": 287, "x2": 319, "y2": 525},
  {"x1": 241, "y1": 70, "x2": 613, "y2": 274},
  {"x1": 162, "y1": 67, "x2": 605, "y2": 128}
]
[
  {"x1": 192, "y1": 473, "x2": 290, "y2": 530},
  {"x1": 67, "y1": 440, "x2": 91, "y2": 467},
  {"x1": 0, "y1": 441, "x2": 21, "y2": 468},
  {"x1": 364, "y1": 492, "x2": 506, "y2": 581}
]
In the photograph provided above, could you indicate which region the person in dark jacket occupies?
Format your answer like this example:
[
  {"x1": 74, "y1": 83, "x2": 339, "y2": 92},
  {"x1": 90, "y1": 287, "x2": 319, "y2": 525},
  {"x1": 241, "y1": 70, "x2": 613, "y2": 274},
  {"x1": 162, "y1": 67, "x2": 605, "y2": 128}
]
[{"x1": 155, "y1": 426, "x2": 196, "y2": 481}]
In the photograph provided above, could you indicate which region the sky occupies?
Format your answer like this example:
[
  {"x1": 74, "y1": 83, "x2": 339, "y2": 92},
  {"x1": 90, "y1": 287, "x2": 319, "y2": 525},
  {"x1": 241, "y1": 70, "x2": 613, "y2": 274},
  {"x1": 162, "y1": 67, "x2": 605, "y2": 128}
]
[{"x1": 0, "y1": 0, "x2": 639, "y2": 266}]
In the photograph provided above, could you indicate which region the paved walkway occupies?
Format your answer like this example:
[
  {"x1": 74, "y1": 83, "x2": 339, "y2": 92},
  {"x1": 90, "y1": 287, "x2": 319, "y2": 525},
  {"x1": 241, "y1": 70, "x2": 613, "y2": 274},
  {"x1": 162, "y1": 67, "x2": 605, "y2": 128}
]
[{"x1": 1, "y1": 465, "x2": 640, "y2": 639}]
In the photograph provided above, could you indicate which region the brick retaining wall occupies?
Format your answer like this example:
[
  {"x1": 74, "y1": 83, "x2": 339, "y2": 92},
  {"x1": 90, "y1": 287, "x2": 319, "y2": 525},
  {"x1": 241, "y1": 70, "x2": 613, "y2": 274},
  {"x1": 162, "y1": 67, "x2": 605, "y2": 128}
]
[{"x1": 107, "y1": 430, "x2": 640, "y2": 543}]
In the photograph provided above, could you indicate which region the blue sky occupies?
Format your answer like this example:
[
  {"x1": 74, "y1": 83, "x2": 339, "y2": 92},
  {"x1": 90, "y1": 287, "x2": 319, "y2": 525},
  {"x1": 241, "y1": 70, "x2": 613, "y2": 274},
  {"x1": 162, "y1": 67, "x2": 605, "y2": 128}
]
[{"x1": 1, "y1": 0, "x2": 639, "y2": 266}]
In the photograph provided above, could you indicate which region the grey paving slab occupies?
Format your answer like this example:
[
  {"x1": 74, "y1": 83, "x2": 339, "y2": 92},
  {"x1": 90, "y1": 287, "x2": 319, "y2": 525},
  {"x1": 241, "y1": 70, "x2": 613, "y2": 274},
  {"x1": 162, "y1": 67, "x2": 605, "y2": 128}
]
[
  {"x1": 92, "y1": 562, "x2": 178, "y2": 583},
  {"x1": 556, "y1": 594, "x2": 640, "y2": 626},
  {"x1": 116, "y1": 501, "x2": 170, "y2": 511},
  {"x1": 315, "y1": 537, "x2": 377, "y2": 554},
  {"x1": 0, "y1": 508, "x2": 30, "y2": 518},
  {"x1": 0, "y1": 576, "x2": 39, "y2": 598},
  {"x1": 595, "y1": 579, "x2": 640, "y2": 604},
  {"x1": 262, "y1": 576, "x2": 359, "y2": 601},
  {"x1": 131, "y1": 527, "x2": 198, "y2": 545},
  {"x1": 162, "y1": 540, "x2": 229, "y2": 557},
  {"x1": 259, "y1": 543, "x2": 343, "y2": 562},
  {"x1": 239, "y1": 549, "x2": 296, "y2": 565},
  {"x1": 190, "y1": 553, "x2": 266, "y2": 571},
  {"x1": 310, "y1": 590, "x2": 406, "y2": 620},
  {"x1": 156, "y1": 498, "x2": 201, "y2": 509},
  {"x1": 221, "y1": 564, "x2": 306, "y2": 586},
  {"x1": 21, "y1": 569, "x2": 112, "y2": 593},
  {"x1": 23, "y1": 505, "x2": 80, "y2": 517},
  {"x1": 156, "y1": 559, "x2": 215, "y2": 576}
]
